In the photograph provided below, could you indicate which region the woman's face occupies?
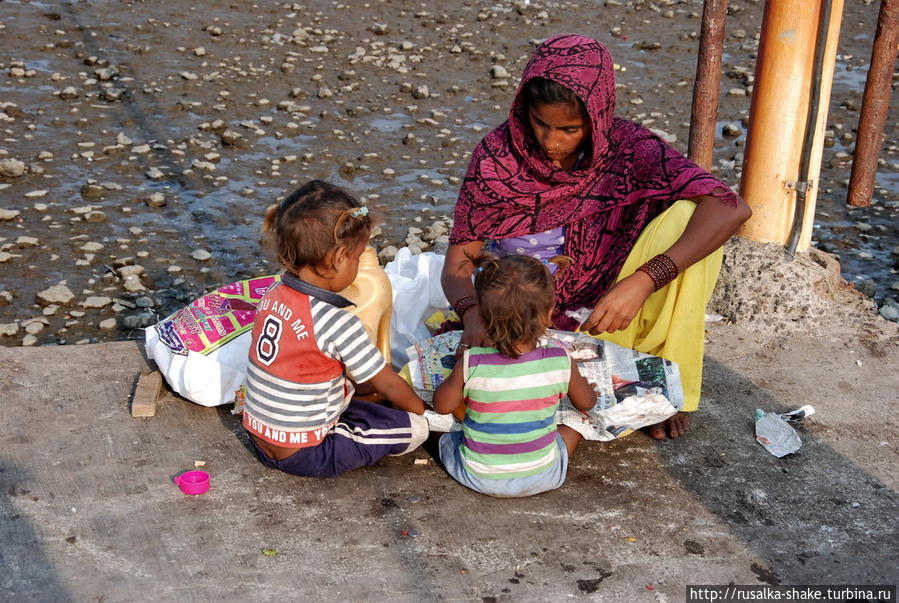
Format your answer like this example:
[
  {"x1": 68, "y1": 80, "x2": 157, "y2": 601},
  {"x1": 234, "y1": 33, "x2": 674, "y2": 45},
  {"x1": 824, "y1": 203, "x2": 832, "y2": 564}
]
[{"x1": 527, "y1": 101, "x2": 588, "y2": 170}]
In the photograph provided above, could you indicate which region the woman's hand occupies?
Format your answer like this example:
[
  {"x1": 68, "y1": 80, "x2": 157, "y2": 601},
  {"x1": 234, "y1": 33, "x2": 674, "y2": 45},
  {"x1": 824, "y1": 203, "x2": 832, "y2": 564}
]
[
  {"x1": 581, "y1": 271, "x2": 655, "y2": 335},
  {"x1": 460, "y1": 307, "x2": 489, "y2": 348}
]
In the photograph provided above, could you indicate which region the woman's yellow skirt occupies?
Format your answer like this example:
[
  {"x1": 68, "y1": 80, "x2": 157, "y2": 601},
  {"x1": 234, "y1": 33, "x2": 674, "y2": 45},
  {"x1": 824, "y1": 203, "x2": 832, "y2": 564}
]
[{"x1": 595, "y1": 200, "x2": 723, "y2": 412}]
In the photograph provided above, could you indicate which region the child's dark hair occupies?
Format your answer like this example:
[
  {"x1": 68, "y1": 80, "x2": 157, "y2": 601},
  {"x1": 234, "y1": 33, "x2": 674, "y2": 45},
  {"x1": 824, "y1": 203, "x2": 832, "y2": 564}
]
[
  {"x1": 263, "y1": 180, "x2": 372, "y2": 274},
  {"x1": 522, "y1": 77, "x2": 588, "y2": 119},
  {"x1": 469, "y1": 253, "x2": 571, "y2": 358}
]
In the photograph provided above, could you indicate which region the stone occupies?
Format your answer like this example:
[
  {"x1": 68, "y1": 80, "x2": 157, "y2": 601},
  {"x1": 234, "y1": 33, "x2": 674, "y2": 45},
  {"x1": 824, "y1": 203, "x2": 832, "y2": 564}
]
[
  {"x1": 37, "y1": 284, "x2": 75, "y2": 306},
  {"x1": 378, "y1": 245, "x2": 398, "y2": 263},
  {"x1": 16, "y1": 236, "x2": 38, "y2": 247},
  {"x1": 490, "y1": 65, "x2": 509, "y2": 79},
  {"x1": 59, "y1": 86, "x2": 79, "y2": 100},
  {"x1": 24, "y1": 321, "x2": 46, "y2": 335},
  {"x1": 0, "y1": 323, "x2": 19, "y2": 337},
  {"x1": 95, "y1": 67, "x2": 118, "y2": 81},
  {"x1": 122, "y1": 274, "x2": 145, "y2": 292},
  {"x1": 879, "y1": 303, "x2": 899, "y2": 322},
  {"x1": 221, "y1": 129, "x2": 243, "y2": 146},
  {"x1": 101, "y1": 87, "x2": 122, "y2": 102},
  {"x1": 0, "y1": 208, "x2": 21, "y2": 220},
  {"x1": 145, "y1": 192, "x2": 166, "y2": 207},
  {"x1": 135, "y1": 296, "x2": 155, "y2": 308},
  {"x1": 22, "y1": 334, "x2": 37, "y2": 346},
  {"x1": 412, "y1": 85, "x2": 430, "y2": 99},
  {"x1": 80, "y1": 242, "x2": 104, "y2": 252},
  {"x1": 649, "y1": 128, "x2": 677, "y2": 144},
  {"x1": 0, "y1": 158, "x2": 26, "y2": 177},
  {"x1": 99, "y1": 318, "x2": 117, "y2": 330},
  {"x1": 855, "y1": 279, "x2": 876, "y2": 298},
  {"x1": 191, "y1": 249, "x2": 212, "y2": 261},
  {"x1": 722, "y1": 123, "x2": 742, "y2": 138},
  {"x1": 146, "y1": 167, "x2": 165, "y2": 180},
  {"x1": 82, "y1": 296, "x2": 113, "y2": 309},
  {"x1": 117, "y1": 265, "x2": 144, "y2": 277}
]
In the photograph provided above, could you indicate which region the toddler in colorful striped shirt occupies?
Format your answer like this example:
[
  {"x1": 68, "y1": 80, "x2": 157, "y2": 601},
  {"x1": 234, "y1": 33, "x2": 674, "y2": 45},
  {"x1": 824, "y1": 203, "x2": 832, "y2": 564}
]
[{"x1": 433, "y1": 253, "x2": 597, "y2": 497}]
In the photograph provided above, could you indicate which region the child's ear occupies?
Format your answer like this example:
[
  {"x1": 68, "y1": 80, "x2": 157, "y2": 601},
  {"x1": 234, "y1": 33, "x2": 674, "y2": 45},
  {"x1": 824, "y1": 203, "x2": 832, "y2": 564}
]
[
  {"x1": 332, "y1": 244, "x2": 350, "y2": 269},
  {"x1": 542, "y1": 307, "x2": 554, "y2": 328},
  {"x1": 314, "y1": 247, "x2": 340, "y2": 276}
]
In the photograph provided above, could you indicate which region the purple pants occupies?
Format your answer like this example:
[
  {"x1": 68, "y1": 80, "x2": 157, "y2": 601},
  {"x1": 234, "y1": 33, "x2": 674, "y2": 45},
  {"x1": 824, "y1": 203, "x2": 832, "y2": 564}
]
[{"x1": 248, "y1": 400, "x2": 429, "y2": 478}]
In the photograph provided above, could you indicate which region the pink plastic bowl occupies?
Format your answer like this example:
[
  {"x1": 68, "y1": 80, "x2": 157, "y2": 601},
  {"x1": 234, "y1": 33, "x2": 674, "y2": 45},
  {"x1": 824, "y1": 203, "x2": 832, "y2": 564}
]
[{"x1": 173, "y1": 470, "x2": 210, "y2": 495}]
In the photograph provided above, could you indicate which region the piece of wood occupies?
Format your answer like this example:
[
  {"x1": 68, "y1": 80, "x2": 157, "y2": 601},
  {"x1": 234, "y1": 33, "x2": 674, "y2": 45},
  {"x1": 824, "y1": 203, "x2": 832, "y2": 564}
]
[
  {"x1": 848, "y1": 0, "x2": 898, "y2": 207},
  {"x1": 688, "y1": 0, "x2": 729, "y2": 170},
  {"x1": 131, "y1": 369, "x2": 162, "y2": 417}
]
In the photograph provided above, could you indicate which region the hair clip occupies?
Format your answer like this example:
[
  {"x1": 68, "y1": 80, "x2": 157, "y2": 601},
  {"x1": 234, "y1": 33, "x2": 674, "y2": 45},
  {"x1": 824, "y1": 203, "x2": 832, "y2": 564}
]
[
  {"x1": 350, "y1": 206, "x2": 369, "y2": 218},
  {"x1": 474, "y1": 266, "x2": 484, "y2": 273}
]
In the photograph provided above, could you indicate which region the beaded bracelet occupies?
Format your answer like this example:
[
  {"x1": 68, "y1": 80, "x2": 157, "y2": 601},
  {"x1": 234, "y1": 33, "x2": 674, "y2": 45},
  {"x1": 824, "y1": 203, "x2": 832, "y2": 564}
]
[
  {"x1": 451, "y1": 295, "x2": 478, "y2": 319},
  {"x1": 637, "y1": 253, "x2": 679, "y2": 291}
]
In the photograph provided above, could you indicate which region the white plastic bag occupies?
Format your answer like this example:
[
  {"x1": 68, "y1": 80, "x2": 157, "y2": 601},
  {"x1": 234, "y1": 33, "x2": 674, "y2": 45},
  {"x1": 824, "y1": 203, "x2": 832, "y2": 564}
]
[
  {"x1": 146, "y1": 329, "x2": 252, "y2": 407},
  {"x1": 384, "y1": 248, "x2": 448, "y2": 369},
  {"x1": 145, "y1": 275, "x2": 280, "y2": 407}
]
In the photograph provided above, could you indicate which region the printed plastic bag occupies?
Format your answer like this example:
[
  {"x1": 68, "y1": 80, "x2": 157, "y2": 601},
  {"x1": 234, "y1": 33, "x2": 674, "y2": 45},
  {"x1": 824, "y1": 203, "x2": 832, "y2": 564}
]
[
  {"x1": 145, "y1": 275, "x2": 280, "y2": 407},
  {"x1": 384, "y1": 248, "x2": 448, "y2": 369}
]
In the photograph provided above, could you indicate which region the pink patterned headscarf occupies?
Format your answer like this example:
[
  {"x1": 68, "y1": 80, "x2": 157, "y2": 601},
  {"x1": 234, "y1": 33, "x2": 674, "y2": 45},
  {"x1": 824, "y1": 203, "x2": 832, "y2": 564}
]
[{"x1": 450, "y1": 34, "x2": 739, "y2": 329}]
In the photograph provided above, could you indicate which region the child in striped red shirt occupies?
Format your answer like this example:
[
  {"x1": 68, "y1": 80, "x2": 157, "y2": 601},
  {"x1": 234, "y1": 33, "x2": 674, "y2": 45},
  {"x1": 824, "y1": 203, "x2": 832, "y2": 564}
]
[
  {"x1": 244, "y1": 180, "x2": 428, "y2": 478},
  {"x1": 432, "y1": 253, "x2": 597, "y2": 497}
]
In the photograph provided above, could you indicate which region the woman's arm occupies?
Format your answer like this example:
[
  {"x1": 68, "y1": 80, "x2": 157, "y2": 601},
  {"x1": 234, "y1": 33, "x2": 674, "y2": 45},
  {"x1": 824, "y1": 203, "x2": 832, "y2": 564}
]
[
  {"x1": 432, "y1": 362, "x2": 465, "y2": 415},
  {"x1": 566, "y1": 359, "x2": 597, "y2": 412},
  {"x1": 441, "y1": 240, "x2": 489, "y2": 346},
  {"x1": 583, "y1": 194, "x2": 752, "y2": 335}
]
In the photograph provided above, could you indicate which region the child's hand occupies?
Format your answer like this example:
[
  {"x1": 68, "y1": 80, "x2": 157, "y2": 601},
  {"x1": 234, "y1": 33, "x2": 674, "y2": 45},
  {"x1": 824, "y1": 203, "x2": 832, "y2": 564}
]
[{"x1": 367, "y1": 365, "x2": 426, "y2": 415}]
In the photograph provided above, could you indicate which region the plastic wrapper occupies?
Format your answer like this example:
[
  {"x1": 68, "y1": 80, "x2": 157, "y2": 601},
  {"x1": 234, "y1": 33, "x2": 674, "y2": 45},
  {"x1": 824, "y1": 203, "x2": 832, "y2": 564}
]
[{"x1": 754, "y1": 405, "x2": 815, "y2": 457}]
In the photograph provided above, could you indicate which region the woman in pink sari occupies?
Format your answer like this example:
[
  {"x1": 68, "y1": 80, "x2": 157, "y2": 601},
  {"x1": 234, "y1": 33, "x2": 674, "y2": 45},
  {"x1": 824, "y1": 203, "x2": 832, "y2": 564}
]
[{"x1": 441, "y1": 34, "x2": 751, "y2": 439}]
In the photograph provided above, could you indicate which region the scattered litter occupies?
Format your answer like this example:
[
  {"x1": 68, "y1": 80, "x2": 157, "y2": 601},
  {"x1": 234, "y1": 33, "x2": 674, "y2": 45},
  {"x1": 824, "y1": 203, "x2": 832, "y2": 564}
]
[
  {"x1": 413, "y1": 458, "x2": 428, "y2": 465},
  {"x1": 754, "y1": 405, "x2": 815, "y2": 458},
  {"x1": 194, "y1": 460, "x2": 206, "y2": 467},
  {"x1": 261, "y1": 548, "x2": 278, "y2": 557},
  {"x1": 400, "y1": 529, "x2": 420, "y2": 538},
  {"x1": 624, "y1": 536, "x2": 637, "y2": 542}
]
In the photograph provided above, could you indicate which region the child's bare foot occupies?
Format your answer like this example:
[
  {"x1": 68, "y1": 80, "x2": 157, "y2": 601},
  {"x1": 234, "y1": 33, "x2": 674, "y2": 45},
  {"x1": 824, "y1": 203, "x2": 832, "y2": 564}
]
[{"x1": 646, "y1": 412, "x2": 689, "y2": 439}]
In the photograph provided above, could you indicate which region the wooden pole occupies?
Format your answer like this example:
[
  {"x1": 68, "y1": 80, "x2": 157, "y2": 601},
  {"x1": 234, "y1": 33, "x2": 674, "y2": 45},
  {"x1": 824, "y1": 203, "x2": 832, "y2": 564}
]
[
  {"x1": 739, "y1": 0, "x2": 821, "y2": 244},
  {"x1": 795, "y1": 0, "x2": 844, "y2": 252},
  {"x1": 847, "y1": 0, "x2": 898, "y2": 207},
  {"x1": 688, "y1": 0, "x2": 729, "y2": 170}
]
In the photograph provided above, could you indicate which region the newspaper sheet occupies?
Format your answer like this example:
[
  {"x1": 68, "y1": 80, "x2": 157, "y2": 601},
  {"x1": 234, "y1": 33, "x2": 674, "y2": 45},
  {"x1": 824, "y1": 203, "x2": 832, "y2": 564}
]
[{"x1": 406, "y1": 330, "x2": 682, "y2": 441}]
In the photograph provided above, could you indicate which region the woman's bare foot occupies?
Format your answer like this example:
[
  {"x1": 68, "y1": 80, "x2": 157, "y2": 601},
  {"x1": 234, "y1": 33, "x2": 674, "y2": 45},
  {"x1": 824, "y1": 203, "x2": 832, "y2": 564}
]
[{"x1": 646, "y1": 412, "x2": 689, "y2": 439}]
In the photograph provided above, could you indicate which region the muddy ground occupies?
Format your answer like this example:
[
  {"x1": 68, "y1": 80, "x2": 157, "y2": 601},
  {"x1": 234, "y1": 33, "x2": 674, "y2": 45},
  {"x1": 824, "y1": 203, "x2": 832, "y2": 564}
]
[{"x1": 0, "y1": 0, "x2": 897, "y2": 346}]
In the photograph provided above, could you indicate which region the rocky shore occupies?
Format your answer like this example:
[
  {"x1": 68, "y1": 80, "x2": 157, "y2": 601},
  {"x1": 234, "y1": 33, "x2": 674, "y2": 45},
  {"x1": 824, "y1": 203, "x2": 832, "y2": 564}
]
[{"x1": 1, "y1": 0, "x2": 896, "y2": 347}]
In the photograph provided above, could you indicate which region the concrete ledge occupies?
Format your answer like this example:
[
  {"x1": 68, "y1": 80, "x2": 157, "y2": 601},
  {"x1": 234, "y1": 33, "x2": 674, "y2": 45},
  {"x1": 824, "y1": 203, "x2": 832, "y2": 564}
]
[{"x1": 2, "y1": 327, "x2": 897, "y2": 600}]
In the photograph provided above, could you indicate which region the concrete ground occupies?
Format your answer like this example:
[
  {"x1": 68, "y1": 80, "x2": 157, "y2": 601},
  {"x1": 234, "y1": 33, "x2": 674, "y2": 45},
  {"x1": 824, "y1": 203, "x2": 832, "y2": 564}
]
[{"x1": 2, "y1": 316, "x2": 897, "y2": 601}]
